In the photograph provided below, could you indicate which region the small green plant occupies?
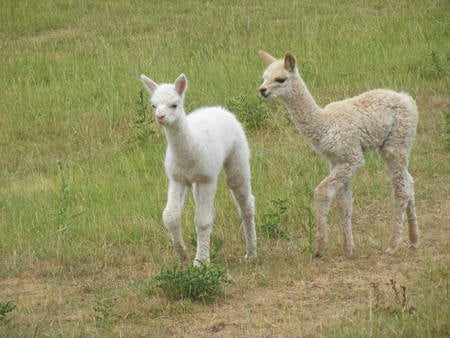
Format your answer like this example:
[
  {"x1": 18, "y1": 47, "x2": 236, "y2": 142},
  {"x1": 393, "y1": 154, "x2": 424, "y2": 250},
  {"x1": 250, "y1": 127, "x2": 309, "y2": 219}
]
[
  {"x1": 93, "y1": 298, "x2": 119, "y2": 328},
  {"x1": 54, "y1": 162, "x2": 82, "y2": 240},
  {"x1": 0, "y1": 301, "x2": 15, "y2": 324},
  {"x1": 260, "y1": 198, "x2": 290, "y2": 240},
  {"x1": 153, "y1": 264, "x2": 229, "y2": 302},
  {"x1": 135, "y1": 89, "x2": 156, "y2": 143},
  {"x1": 226, "y1": 95, "x2": 270, "y2": 131},
  {"x1": 56, "y1": 161, "x2": 71, "y2": 232},
  {"x1": 430, "y1": 50, "x2": 445, "y2": 78},
  {"x1": 445, "y1": 111, "x2": 450, "y2": 150}
]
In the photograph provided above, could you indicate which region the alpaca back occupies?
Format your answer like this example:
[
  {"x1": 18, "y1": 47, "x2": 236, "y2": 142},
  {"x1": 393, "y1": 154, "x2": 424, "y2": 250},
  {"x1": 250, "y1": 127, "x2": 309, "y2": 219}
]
[
  {"x1": 322, "y1": 89, "x2": 418, "y2": 153},
  {"x1": 165, "y1": 106, "x2": 249, "y2": 184},
  {"x1": 187, "y1": 106, "x2": 247, "y2": 151}
]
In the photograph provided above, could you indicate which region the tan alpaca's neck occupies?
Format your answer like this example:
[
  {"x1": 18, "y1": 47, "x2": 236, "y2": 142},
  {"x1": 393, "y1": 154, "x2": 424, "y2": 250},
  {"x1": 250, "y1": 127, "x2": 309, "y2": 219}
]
[{"x1": 282, "y1": 76, "x2": 323, "y2": 144}]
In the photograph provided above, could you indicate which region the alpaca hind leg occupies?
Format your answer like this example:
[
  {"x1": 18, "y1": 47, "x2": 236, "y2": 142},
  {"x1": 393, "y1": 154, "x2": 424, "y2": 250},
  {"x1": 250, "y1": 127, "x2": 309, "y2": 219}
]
[
  {"x1": 228, "y1": 181, "x2": 257, "y2": 259},
  {"x1": 336, "y1": 180, "x2": 354, "y2": 257},
  {"x1": 163, "y1": 181, "x2": 189, "y2": 264},
  {"x1": 225, "y1": 156, "x2": 256, "y2": 259},
  {"x1": 405, "y1": 172, "x2": 419, "y2": 249},
  {"x1": 385, "y1": 167, "x2": 411, "y2": 253},
  {"x1": 381, "y1": 147, "x2": 414, "y2": 253},
  {"x1": 192, "y1": 182, "x2": 217, "y2": 266},
  {"x1": 314, "y1": 178, "x2": 333, "y2": 257}
]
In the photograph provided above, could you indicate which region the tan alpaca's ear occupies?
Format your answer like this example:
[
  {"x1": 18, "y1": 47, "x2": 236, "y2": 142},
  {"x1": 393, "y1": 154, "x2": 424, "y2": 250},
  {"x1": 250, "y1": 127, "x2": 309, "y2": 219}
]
[
  {"x1": 284, "y1": 52, "x2": 297, "y2": 72},
  {"x1": 258, "y1": 50, "x2": 277, "y2": 65}
]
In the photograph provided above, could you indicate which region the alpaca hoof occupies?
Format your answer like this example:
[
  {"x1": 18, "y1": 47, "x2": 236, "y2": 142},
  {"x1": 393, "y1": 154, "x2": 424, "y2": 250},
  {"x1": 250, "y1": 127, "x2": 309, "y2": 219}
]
[
  {"x1": 344, "y1": 248, "x2": 353, "y2": 258},
  {"x1": 343, "y1": 242, "x2": 354, "y2": 257},
  {"x1": 385, "y1": 245, "x2": 399, "y2": 254},
  {"x1": 245, "y1": 252, "x2": 257, "y2": 260},
  {"x1": 174, "y1": 243, "x2": 188, "y2": 263},
  {"x1": 408, "y1": 243, "x2": 418, "y2": 250},
  {"x1": 193, "y1": 258, "x2": 210, "y2": 267}
]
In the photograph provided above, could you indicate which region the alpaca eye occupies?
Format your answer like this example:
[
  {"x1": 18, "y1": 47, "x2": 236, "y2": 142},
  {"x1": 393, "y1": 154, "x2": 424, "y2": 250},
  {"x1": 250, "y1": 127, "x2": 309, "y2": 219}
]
[
  {"x1": 170, "y1": 104, "x2": 178, "y2": 108},
  {"x1": 151, "y1": 104, "x2": 156, "y2": 109},
  {"x1": 275, "y1": 78, "x2": 287, "y2": 84}
]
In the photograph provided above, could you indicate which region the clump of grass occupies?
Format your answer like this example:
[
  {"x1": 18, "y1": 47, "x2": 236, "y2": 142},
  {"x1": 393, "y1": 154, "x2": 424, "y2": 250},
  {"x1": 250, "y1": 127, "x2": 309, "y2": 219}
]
[
  {"x1": 93, "y1": 298, "x2": 119, "y2": 328},
  {"x1": 54, "y1": 161, "x2": 83, "y2": 257},
  {"x1": 300, "y1": 206, "x2": 316, "y2": 255},
  {"x1": 0, "y1": 301, "x2": 15, "y2": 324},
  {"x1": 370, "y1": 279, "x2": 416, "y2": 316},
  {"x1": 153, "y1": 264, "x2": 229, "y2": 303},
  {"x1": 55, "y1": 161, "x2": 71, "y2": 232},
  {"x1": 134, "y1": 89, "x2": 156, "y2": 143},
  {"x1": 430, "y1": 51, "x2": 445, "y2": 78},
  {"x1": 260, "y1": 198, "x2": 290, "y2": 240},
  {"x1": 445, "y1": 111, "x2": 450, "y2": 150},
  {"x1": 226, "y1": 95, "x2": 270, "y2": 132}
]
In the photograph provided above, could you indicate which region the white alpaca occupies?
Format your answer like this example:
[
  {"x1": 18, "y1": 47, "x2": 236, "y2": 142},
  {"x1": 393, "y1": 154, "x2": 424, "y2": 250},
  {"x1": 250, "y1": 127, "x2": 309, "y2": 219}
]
[
  {"x1": 258, "y1": 51, "x2": 419, "y2": 257},
  {"x1": 140, "y1": 73, "x2": 257, "y2": 265}
]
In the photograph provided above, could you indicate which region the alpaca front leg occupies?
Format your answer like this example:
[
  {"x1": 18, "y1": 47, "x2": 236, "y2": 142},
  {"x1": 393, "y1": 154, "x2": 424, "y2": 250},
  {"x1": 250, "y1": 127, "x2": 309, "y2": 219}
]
[
  {"x1": 193, "y1": 183, "x2": 217, "y2": 266},
  {"x1": 314, "y1": 164, "x2": 355, "y2": 257},
  {"x1": 163, "y1": 208, "x2": 188, "y2": 263},
  {"x1": 163, "y1": 181, "x2": 189, "y2": 264},
  {"x1": 314, "y1": 182, "x2": 331, "y2": 258},
  {"x1": 336, "y1": 181, "x2": 355, "y2": 257},
  {"x1": 194, "y1": 222, "x2": 213, "y2": 266}
]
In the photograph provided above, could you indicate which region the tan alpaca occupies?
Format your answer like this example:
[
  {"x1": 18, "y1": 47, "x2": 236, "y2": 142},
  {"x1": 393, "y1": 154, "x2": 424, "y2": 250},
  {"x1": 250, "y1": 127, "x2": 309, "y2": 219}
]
[{"x1": 258, "y1": 50, "x2": 419, "y2": 257}]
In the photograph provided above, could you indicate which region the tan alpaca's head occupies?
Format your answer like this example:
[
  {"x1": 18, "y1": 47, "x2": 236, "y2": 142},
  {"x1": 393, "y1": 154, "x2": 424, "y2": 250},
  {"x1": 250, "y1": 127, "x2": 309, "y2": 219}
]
[{"x1": 258, "y1": 50, "x2": 298, "y2": 99}]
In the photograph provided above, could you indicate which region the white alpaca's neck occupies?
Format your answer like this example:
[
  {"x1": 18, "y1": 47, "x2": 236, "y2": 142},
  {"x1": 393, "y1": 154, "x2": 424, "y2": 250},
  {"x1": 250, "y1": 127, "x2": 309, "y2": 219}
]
[
  {"x1": 163, "y1": 113, "x2": 195, "y2": 156},
  {"x1": 282, "y1": 75, "x2": 323, "y2": 144}
]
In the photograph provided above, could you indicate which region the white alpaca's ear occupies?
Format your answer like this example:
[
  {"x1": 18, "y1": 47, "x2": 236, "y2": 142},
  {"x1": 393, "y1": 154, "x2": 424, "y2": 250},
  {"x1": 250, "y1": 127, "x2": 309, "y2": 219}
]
[
  {"x1": 174, "y1": 73, "x2": 187, "y2": 96},
  {"x1": 258, "y1": 50, "x2": 276, "y2": 65},
  {"x1": 140, "y1": 74, "x2": 158, "y2": 94},
  {"x1": 284, "y1": 52, "x2": 297, "y2": 72}
]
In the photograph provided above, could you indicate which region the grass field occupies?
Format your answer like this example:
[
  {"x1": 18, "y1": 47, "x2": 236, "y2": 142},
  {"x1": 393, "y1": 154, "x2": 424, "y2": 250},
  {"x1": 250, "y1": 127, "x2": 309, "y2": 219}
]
[{"x1": 1, "y1": 0, "x2": 449, "y2": 336}]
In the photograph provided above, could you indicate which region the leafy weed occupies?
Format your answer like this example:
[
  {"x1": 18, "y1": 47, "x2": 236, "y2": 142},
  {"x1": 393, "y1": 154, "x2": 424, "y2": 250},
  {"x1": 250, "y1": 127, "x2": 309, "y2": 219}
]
[{"x1": 153, "y1": 264, "x2": 229, "y2": 303}]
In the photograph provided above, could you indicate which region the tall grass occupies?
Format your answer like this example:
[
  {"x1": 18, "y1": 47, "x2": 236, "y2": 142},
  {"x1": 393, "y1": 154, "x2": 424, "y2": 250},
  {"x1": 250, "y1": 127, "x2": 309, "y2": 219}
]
[{"x1": 0, "y1": 0, "x2": 448, "y2": 336}]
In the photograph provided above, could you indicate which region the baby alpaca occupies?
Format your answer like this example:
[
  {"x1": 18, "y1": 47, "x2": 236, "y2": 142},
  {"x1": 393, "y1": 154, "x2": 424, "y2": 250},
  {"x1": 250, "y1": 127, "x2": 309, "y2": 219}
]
[
  {"x1": 140, "y1": 73, "x2": 256, "y2": 265},
  {"x1": 258, "y1": 50, "x2": 418, "y2": 257}
]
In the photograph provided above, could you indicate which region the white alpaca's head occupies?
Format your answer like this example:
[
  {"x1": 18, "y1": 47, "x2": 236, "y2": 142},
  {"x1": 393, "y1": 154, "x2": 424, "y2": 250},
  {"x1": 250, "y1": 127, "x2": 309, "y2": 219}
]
[
  {"x1": 258, "y1": 50, "x2": 299, "y2": 99},
  {"x1": 140, "y1": 73, "x2": 187, "y2": 126}
]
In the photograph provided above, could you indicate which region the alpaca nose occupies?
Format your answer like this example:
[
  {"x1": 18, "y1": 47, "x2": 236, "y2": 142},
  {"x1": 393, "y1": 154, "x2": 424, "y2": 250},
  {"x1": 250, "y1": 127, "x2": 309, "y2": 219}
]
[
  {"x1": 259, "y1": 87, "x2": 268, "y2": 97},
  {"x1": 156, "y1": 113, "x2": 166, "y2": 123}
]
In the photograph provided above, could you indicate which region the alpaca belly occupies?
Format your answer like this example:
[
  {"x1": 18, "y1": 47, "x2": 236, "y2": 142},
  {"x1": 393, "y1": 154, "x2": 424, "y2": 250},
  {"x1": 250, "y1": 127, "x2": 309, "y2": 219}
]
[
  {"x1": 359, "y1": 121, "x2": 393, "y2": 152},
  {"x1": 168, "y1": 163, "x2": 214, "y2": 185},
  {"x1": 171, "y1": 172, "x2": 211, "y2": 185},
  {"x1": 165, "y1": 147, "x2": 220, "y2": 185}
]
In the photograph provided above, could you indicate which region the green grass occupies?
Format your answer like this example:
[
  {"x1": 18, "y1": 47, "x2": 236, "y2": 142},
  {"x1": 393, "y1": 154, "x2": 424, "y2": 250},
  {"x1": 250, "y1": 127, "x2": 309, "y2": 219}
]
[
  {"x1": 152, "y1": 264, "x2": 229, "y2": 302},
  {"x1": 1, "y1": 0, "x2": 449, "y2": 336},
  {"x1": 0, "y1": 301, "x2": 15, "y2": 324}
]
